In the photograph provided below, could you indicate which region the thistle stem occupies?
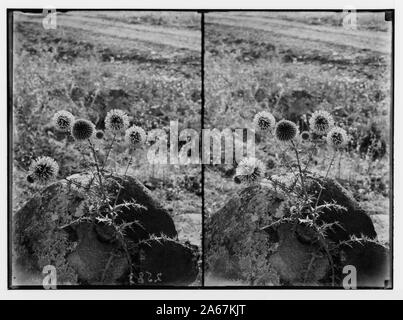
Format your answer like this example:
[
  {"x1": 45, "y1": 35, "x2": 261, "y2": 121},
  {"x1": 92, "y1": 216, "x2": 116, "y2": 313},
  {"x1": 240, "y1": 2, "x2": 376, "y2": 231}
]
[
  {"x1": 277, "y1": 144, "x2": 298, "y2": 179},
  {"x1": 314, "y1": 151, "x2": 337, "y2": 210},
  {"x1": 302, "y1": 140, "x2": 318, "y2": 174},
  {"x1": 101, "y1": 133, "x2": 117, "y2": 172},
  {"x1": 88, "y1": 139, "x2": 107, "y2": 201},
  {"x1": 291, "y1": 140, "x2": 308, "y2": 199},
  {"x1": 113, "y1": 152, "x2": 134, "y2": 209}
]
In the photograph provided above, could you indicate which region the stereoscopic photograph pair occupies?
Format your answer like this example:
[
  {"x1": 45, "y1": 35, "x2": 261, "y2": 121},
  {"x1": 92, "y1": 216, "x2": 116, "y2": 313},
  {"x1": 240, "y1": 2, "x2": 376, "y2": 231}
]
[{"x1": 8, "y1": 9, "x2": 393, "y2": 288}]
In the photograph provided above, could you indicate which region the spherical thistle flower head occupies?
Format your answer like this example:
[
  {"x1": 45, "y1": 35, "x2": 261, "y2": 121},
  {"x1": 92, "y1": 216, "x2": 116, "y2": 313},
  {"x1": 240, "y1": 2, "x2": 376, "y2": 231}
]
[
  {"x1": 95, "y1": 130, "x2": 104, "y2": 139},
  {"x1": 234, "y1": 156, "x2": 265, "y2": 185},
  {"x1": 300, "y1": 131, "x2": 311, "y2": 142},
  {"x1": 29, "y1": 156, "x2": 59, "y2": 185},
  {"x1": 326, "y1": 127, "x2": 348, "y2": 149},
  {"x1": 274, "y1": 120, "x2": 298, "y2": 142},
  {"x1": 253, "y1": 111, "x2": 276, "y2": 132},
  {"x1": 105, "y1": 109, "x2": 129, "y2": 132},
  {"x1": 71, "y1": 119, "x2": 95, "y2": 141},
  {"x1": 53, "y1": 110, "x2": 75, "y2": 132},
  {"x1": 125, "y1": 125, "x2": 147, "y2": 148},
  {"x1": 309, "y1": 110, "x2": 334, "y2": 135}
]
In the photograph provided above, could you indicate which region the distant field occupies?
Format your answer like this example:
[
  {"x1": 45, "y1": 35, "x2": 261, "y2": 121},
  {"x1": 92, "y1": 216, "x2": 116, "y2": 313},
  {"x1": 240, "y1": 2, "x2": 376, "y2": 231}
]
[
  {"x1": 15, "y1": 11, "x2": 201, "y2": 51},
  {"x1": 206, "y1": 12, "x2": 391, "y2": 54},
  {"x1": 230, "y1": 11, "x2": 391, "y2": 32},
  {"x1": 72, "y1": 11, "x2": 201, "y2": 30}
]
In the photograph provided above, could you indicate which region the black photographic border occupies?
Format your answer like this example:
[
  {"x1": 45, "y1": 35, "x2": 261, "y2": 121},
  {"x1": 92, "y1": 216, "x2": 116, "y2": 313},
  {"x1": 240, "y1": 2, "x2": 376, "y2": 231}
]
[{"x1": 7, "y1": 8, "x2": 394, "y2": 290}]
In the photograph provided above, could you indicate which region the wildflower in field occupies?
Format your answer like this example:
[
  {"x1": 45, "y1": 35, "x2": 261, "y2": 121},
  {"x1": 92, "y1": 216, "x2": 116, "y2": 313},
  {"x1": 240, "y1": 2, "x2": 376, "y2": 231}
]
[
  {"x1": 125, "y1": 125, "x2": 147, "y2": 148},
  {"x1": 234, "y1": 156, "x2": 265, "y2": 184},
  {"x1": 71, "y1": 119, "x2": 95, "y2": 141},
  {"x1": 53, "y1": 110, "x2": 75, "y2": 132},
  {"x1": 253, "y1": 111, "x2": 276, "y2": 132},
  {"x1": 28, "y1": 156, "x2": 59, "y2": 185},
  {"x1": 300, "y1": 131, "x2": 311, "y2": 141},
  {"x1": 309, "y1": 110, "x2": 334, "y2": 135},
  {"x1": 105, "y1": 109, "x2": 129, "y2": 132},
  {"x1": 95, "y1": 130, "x2": 104, "y2": 139},
  {"x1": 274, "y1": 120, "x2": 298, "y2": 142},
  {"x1": 326, "y1": 127, "x2": 348, "y2": 149}
]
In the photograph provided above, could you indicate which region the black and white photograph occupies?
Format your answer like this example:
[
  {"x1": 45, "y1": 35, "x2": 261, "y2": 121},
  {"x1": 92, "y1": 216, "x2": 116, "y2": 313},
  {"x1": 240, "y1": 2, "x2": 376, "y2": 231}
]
[
  {"x1": 5, "y1": 5, "x2": 395, "y2": 293},
  {"x1": 204, "y1": 11, "x2": 393, "y2": 288},
  {"x1": 9, "y1": 10, "x2": 202, "y2": 287}
]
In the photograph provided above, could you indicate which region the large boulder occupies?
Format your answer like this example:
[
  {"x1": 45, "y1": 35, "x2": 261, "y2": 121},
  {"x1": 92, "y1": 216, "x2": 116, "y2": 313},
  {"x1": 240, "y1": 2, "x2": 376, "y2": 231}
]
[
  {"x1": 304, "y1": 176, "x2": 377, "y2": 242},
  {"x1": 205, "y1": 175, "x2": 389, "y2": 287},
  {"x1": 13, "y1": 173, "x2": 198, "y2": 286}
]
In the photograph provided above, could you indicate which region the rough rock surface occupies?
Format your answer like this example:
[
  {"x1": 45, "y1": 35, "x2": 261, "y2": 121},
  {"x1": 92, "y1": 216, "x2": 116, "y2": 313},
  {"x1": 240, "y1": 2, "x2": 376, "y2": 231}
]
[
  {"x1": 101, "y1": 174, "x2": 177, "y2": 242},
  {"x1": 205, "y1": 184, "x2": 281, "y2": 285},
  {"x1": 206, "y1": 175, "x2": 388, "y2": 287},
  {"x1": 305, "y1": 176, "x2": 377, "y2": 242},
  {"x1": 268, "y1": 224, "x2": 329, "y2": 285},
  {"x1": 66, "y1": 222, "x2": 128, "y2": 284},
  {"x1": 13, "y1": 173, "x2": 198, "y2": 286}
]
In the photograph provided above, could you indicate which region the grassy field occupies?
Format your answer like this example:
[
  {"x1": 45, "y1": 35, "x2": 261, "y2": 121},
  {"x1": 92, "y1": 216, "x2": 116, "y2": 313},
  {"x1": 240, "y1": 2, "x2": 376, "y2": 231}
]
[
  {"x1": 204, "y1": 11, "x2": 391, "y2": 247},
  {"x1": 12, "y1": 10, "x2": 202, "y2": 260}
]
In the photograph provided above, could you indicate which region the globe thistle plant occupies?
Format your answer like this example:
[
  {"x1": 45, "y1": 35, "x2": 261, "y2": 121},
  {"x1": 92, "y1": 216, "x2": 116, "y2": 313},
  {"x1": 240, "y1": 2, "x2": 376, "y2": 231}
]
[
  {"x1": 71, "y1": 119, "x2": 95, "y2": 141},
  {"x1": 125, "y1": 125, "x2": 147, "y2": 148},
  {"x1": 105, "y1": 109, "x2": 129, "y2": 132},
  {"x1": 326, "y1": 127, "x2": 348, "y2": 149},
  {"x1": 53, "y1": 110, "x2": 75, "y2": 132},
  {"x1": 274, "y1": 120, "x2": 299, "y2": 142},
  {"x1": 234, "y1": 156, "x2": 265, "y2": 185},
  {"x1": 253, "y1": 111, "x2": 276, "y2": 132},
  {"x1": 28, "y1": 156, "x2": 59, "y2": 185},
  {"x1": 309, "y1": 110, "x2": 334, "y2": 135}
]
